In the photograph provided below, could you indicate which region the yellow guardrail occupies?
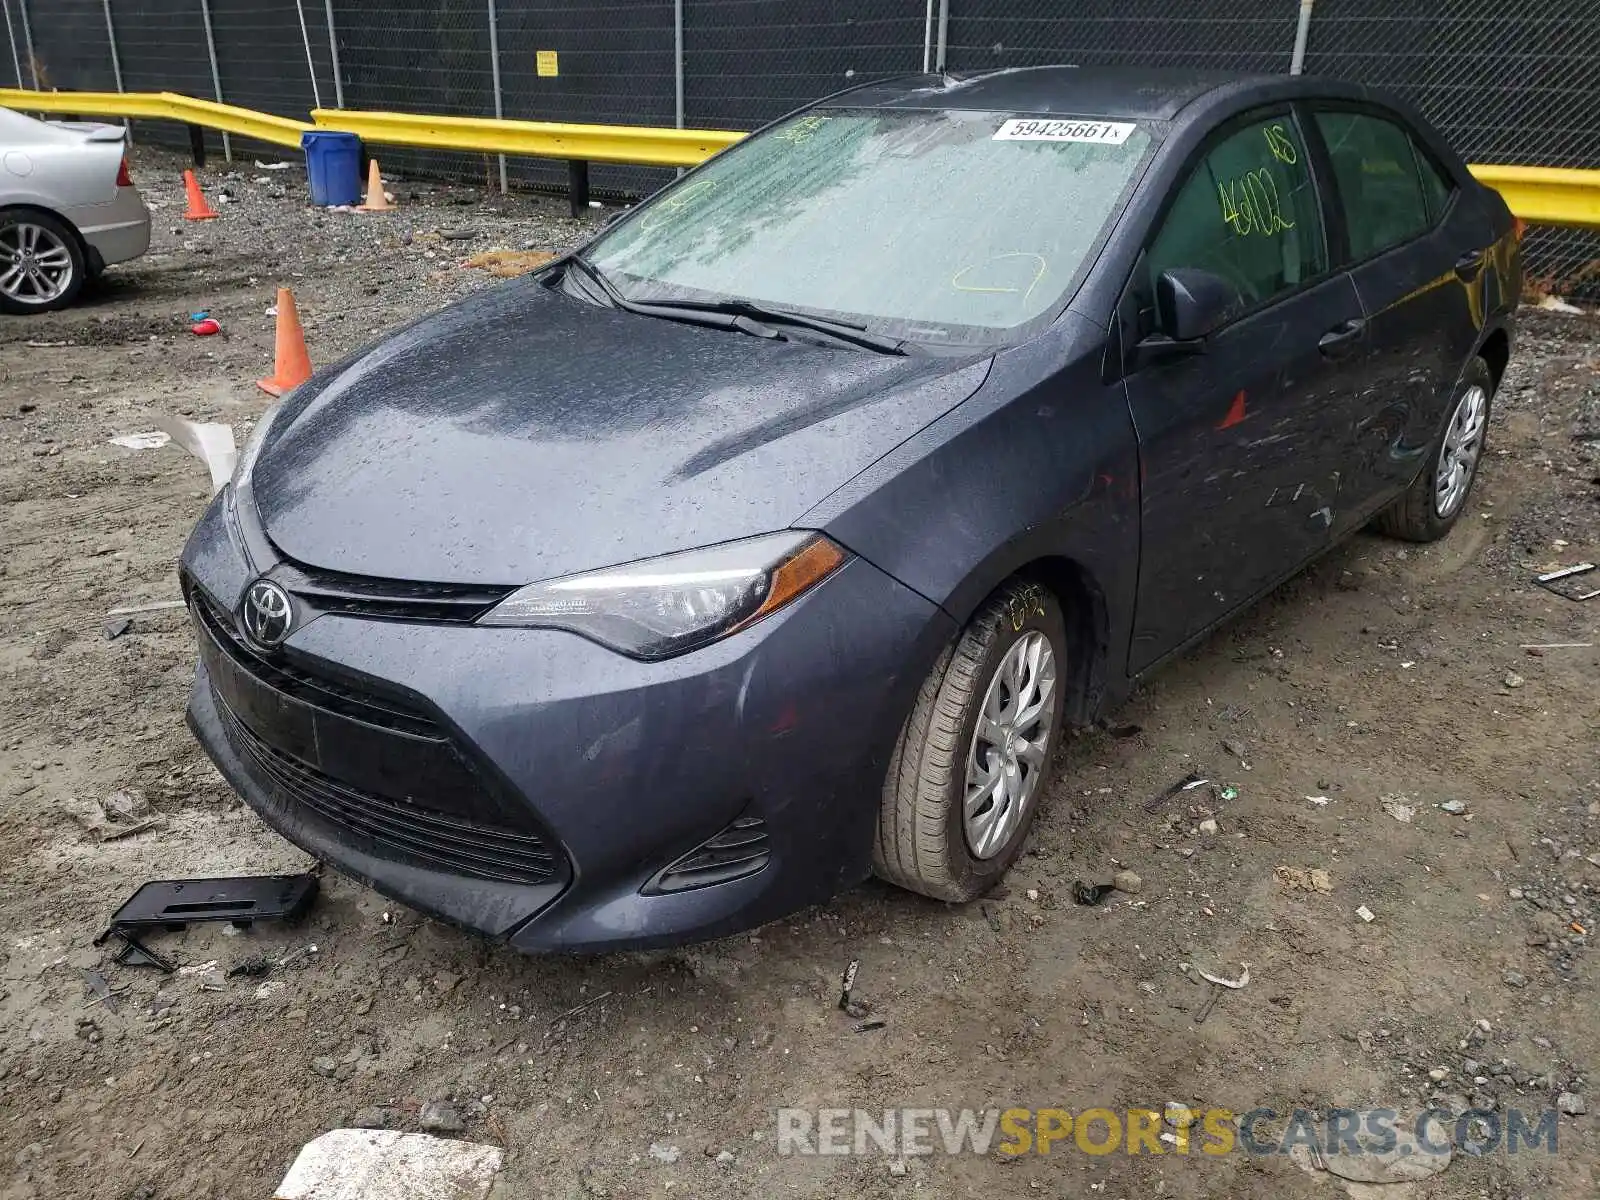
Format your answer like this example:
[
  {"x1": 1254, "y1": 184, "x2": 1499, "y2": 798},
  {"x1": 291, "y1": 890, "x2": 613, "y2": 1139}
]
[
  {"x1": 309, "y1": 108, "x2": 743, "y2": 169},
  {"x1": 1467, "y1": 164, "x2": 1600, "y2": 231},
  {"x1": 0, "y1": 88, "x2": 310, "y2": 147},
  {"x1": 5, "y1": 88, "x2": 1599, "y2": 229}
]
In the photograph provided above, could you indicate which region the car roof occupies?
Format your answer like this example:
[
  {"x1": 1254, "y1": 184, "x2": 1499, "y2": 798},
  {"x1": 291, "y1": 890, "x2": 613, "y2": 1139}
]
[{"x1": 823, "y1": 65, "x2": 1295, "y2": 122}]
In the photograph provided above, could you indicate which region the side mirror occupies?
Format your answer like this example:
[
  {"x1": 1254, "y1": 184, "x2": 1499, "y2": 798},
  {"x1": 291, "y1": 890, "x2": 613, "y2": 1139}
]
[{"x1": 1155, "y1": 267, "x2": 1245, "y2": 342}]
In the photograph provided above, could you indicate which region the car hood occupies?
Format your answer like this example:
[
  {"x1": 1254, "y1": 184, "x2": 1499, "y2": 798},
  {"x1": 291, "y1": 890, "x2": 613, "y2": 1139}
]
[{"x1": 253, "y1": 277, "x2": 991, "y2": 585}]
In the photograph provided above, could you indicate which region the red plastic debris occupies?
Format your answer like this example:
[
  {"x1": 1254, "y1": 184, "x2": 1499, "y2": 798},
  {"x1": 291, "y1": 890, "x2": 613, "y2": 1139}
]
[{"x1": 191, "y1": 318, "x2": 221, "y2": 336}]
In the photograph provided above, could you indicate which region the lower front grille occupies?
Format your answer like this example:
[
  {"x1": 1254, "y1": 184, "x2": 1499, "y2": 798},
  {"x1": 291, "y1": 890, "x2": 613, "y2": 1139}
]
[
  {"x1": 648, "y1": 815, "x2": 770, "y2": 893},
  {"x1": 220, "y1": 700, "x2": 560, "y2": 887}
]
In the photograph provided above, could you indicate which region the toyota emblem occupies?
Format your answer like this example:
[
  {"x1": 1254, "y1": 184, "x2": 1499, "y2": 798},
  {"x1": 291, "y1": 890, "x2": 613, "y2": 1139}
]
[{"x1": 241, "y1": 579, "x2": 294, "y2": 648}]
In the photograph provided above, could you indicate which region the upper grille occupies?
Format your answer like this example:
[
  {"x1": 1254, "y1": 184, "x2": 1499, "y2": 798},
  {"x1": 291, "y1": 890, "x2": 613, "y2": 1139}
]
[
  {"x1": 277, "y1": 559, "x2": 515, "y2": 624},
  {"x1": 220, "y1": 701, "x2": 560, "y2": 886}
]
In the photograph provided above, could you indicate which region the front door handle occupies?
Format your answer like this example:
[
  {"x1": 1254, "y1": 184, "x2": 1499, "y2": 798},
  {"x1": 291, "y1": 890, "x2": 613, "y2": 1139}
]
[
  {"x1": 1454, "y1": 248, "x2": 1488, "y2": 281},
  {"x1": 1318, "y1": 318, "x2": 1367, "y2": 359}
]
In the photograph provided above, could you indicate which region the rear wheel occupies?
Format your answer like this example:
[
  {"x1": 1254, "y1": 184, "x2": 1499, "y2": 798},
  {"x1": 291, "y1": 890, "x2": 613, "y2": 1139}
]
[
  {"x1": 0, "y1": 209, "x2": 85, "y2": 315},
  {"x1": 873, "y1": 579, "x2": 1068, "y2": 902},
  {"x1": 1373, "y1": 356, "x2": 1494, "y2": 542}
]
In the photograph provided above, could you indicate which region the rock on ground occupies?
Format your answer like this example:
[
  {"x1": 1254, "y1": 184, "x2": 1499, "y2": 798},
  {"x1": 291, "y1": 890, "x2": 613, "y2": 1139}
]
[{"x1": 274, "y1": 1129, "x2": 503, "y2": 1199}]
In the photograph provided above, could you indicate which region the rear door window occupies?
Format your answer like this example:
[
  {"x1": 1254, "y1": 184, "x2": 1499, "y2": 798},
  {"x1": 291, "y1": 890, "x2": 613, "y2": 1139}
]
[
  {"x1": 1314, "y1": 111, "x2": 1440, "y2": 259},
  {"x1": 1143, "y1": 114, "x2": 1327, "y2": 315},
  {"x1": 1415, "y1": 145, "x2": 1457, "y2": 222}
]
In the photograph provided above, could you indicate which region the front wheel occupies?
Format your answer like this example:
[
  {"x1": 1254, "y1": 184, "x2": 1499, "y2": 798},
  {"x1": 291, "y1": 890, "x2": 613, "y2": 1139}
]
[
  {"x1": 0, "y1": 208, "x2": 86, "y2": 315},
  {"x1": 1373, "y1": 357, "x2": 1494, "y2": 542},
  {"x1": 873, "y1": 579, "x2": 1068, "y2": 902}
]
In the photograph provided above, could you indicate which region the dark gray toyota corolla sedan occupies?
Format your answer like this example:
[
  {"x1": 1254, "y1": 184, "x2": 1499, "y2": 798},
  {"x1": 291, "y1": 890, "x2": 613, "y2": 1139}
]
[{"x1": 181, "y1": 66, "x2": 1519, "y2": 951}]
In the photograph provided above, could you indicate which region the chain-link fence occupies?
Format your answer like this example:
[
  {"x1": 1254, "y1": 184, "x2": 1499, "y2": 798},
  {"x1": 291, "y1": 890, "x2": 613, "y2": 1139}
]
[
  {"x1": 5, "y1": 0, "x2": 1597, "y2": 295},
  {"x1": 1295, "y1": 0, "x2": 1600, "y2": 297}
]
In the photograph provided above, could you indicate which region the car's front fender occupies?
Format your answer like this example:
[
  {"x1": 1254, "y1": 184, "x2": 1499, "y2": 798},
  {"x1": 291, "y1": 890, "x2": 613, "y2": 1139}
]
[{"x1": 803, "y1": 318, "x2": 1142, "y2": 720}]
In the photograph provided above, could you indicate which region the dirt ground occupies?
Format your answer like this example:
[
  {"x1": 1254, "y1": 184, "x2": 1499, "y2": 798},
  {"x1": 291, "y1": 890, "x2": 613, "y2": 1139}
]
[{"x1": 1, "y1": 146, "x2": 1596, "y2": 1200}]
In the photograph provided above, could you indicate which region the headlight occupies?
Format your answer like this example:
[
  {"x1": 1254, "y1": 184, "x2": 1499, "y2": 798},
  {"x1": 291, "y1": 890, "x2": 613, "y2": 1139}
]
[
  {"x1": 231, "y1": 400, "x2": 283, "y2": 489},
  {"x1": 478, "y1": 531, "x2": 848, "y2": 660}
]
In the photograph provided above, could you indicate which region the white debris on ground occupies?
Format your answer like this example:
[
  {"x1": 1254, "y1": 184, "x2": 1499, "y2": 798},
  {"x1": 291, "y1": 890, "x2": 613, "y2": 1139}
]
[{"x1": 274, "y1": 1129, "x2": 504, "y2": 1200}]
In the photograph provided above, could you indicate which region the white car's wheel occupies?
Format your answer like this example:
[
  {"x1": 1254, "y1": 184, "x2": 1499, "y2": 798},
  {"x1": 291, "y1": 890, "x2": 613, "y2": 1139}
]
[{"x1": 0, "y1": 208, "x2": 85, "y2": 315}]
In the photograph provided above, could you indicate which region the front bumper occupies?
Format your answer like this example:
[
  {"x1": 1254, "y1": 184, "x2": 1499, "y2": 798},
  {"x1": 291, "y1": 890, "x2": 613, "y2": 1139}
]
[{"x1": 180, "y1": 493, "x2": 954, "y2": 952}]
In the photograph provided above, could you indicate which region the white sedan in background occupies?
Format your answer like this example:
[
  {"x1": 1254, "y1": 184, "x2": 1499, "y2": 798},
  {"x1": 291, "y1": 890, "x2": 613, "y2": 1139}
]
[{"x1": 0, "y1": 106, "x2": 150, "y2": 314}]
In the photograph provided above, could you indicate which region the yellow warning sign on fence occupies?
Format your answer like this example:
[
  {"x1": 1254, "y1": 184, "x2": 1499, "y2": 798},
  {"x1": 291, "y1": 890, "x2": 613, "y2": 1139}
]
[{"x1": 536, "y1": 50, "x2": 559, "y2": 78}]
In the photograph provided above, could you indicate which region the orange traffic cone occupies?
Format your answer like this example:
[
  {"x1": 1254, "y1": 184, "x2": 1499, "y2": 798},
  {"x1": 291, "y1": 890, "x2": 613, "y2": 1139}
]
[
  {"x1": 257, "y1": 288, "x2": 313, "y2": 397},
  {"x1": 356, "y1": 159, "x2": 394, "y2": 212},
  {"x1": 182, "y1": 169, "x2": 219, "y2": 221}
]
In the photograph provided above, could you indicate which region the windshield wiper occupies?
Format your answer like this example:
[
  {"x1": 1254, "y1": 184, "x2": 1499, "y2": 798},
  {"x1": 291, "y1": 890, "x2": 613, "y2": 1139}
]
[
  {"x1": 633, "y1": 296, "x2": 908, "y2": 355},
  {"x1": 564, "y1": 258, "x2": 906, "y2": 354},
  {"x1": 564, "y1": 254, "x2": 633, "y2": 309},
  {"x1": 564, "y1": 256, "x2": 780, "y2": 338}
]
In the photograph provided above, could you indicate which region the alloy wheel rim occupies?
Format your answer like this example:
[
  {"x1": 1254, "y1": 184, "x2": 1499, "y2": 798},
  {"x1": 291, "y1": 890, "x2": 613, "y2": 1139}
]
[
  {"x1": 964, "y1": 630, "x2": 1057, "y2": 860},
  {"x1": 0, "y1": 222, "x2": 73, "y2": 305},
  {"x1": 1434, "y1": 384, "x2": 1487, "y2": 519}
]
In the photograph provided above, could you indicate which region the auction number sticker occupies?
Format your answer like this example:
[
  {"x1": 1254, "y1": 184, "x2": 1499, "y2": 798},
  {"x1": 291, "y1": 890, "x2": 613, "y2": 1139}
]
[{"x1": 993, "y1": 118, "x2": 1137, "y2": 144}]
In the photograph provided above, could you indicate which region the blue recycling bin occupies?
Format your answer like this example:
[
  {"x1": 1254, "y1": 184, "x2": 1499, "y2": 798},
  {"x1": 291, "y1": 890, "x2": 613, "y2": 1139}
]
[{"x1": 300, "y1": 131, "x2": 363, "y2": 207}]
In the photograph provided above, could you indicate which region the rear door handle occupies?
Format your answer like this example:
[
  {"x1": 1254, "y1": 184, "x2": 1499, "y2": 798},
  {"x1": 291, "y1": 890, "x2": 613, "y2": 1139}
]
[
  {"x1": 1318, "y1": 318, "x2": 1366, "y2": 359},
  {"x1": 1454, "y1": 248, "x2": 1488, "y2": 281}
]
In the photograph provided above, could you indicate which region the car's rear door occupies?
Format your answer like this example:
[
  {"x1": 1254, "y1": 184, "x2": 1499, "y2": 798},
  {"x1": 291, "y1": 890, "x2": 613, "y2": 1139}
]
[
  {"x1": 1305, "y1": 105, "x2": 1493, "y2": 527},
  {"x1": 1120, "y1": 108, "x2": 1366, "y2": 673}
]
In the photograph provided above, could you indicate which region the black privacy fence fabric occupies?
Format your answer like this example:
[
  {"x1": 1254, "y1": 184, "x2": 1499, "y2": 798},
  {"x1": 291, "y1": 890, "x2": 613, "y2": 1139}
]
[{"x1": 6, "y1": 0, "x2": 1596, "y2": 294}]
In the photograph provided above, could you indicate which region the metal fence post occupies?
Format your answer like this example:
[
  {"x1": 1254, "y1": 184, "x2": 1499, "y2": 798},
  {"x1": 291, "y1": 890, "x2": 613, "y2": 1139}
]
[
  {"x1": 568, "y1": 158, "x2": 589, "y2": 217},
  {"x1": 1289, "y1": 0, "x2": 1315, "y2": 75},
  {"x1": 922, "y1": 0, "x2": 933, "y2": 73},
  {"x1": 487, "y1": 0, "x2": 507, "y2": 194},
  {"x1": 934, "y1": 0, "x2": 949, "y2": 72},
  {"x1": 673, "y1": 0, "x2": 684, "y2": 177},
  {"x1": 294, "y1": 0, "x2": 323, "y2": 109},
  {"x1": 16, "y1": 0, "x2": 36, "y2": 89},
  {"x1": 198, "y1": 0, "x2": 232, "y2": 160},
  {"x1": 674, "y1": 0, "x2": 684, "y2": 128},
  {"x1": 323, "y1": 0, "x2": 345, "y2": 108},
  {"x1": 3, "y1": 0, "x2": 24, "y2": 89},
  {"x1": 101, "y1": 0, "x2": 125, "y2": 94}
]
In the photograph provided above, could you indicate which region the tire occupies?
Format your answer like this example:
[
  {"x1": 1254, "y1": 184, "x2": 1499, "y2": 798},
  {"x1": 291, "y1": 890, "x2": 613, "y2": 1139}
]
[
  {"x1": 874, "y1": 578, "x2": 1069, "y2": 902},
  {"x1": 0, "y1": 208, "x2": 86, "y2": 315},
  {"x1": 1373, "y1": 357, "x2": 1495, "y2": 542}
]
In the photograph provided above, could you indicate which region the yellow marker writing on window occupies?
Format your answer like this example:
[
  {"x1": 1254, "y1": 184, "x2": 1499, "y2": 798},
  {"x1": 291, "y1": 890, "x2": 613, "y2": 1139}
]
[
  {"x1": 950, "y1": 252, "x2": 1049, "y2": 303},
  {"x1": 1264, "y1": 124, "x2": 1298, "y2": 165},
  {"x1": 637, "y1": 179, "x2": 719, "y2": 233},
  {"x1": 1217, "y1": 169, "x2": 1295, "y2": 237},
  {"x1": 775, "y1": 115, "x2": 830, "y2": 145}
]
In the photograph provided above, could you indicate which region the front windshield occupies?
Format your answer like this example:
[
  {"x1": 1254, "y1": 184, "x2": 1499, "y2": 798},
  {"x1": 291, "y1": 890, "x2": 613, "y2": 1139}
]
[{"x1": 585, "y1": 108, "x2": 1155, "y2": 347}]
